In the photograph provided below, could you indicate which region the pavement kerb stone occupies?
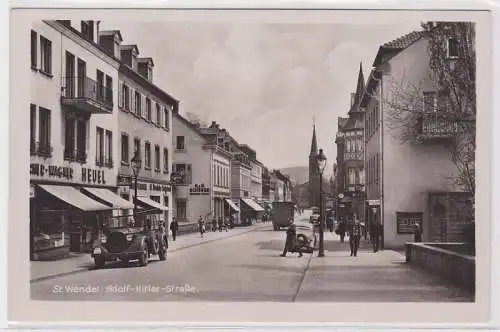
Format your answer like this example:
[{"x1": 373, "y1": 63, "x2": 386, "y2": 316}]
[{"x1": 30, "y1": 224, "x2": 264, "y2": 283}]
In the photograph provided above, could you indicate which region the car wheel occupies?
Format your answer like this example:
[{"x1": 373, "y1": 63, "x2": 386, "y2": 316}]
[
  {"x1": 296, "y1": 234, "x2": 307, "y2": 247},
  {"x1": 139, "y1": 247, "x2": 149, "y2": 266},
  {"x1": 94, "y1": 255, "x2": 105, "y2": 269},
  {"x1": 159, "y1": 245, "x2": 167, "y2": 261}
]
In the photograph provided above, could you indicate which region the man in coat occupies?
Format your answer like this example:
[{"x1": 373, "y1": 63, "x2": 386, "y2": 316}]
[
  {"x1": 349, "y1": 217, "x2": 362, "y2": 257},
  {"x1": 280, "y1": 224, "x2": 302, "y2": 257},
  {"x1": 170, "y1": 217, "x2": 179, "y2": 241}
]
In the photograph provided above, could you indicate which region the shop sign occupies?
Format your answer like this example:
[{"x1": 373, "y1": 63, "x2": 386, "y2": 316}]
[
  {"x1": 396, "y1": 212, "x2": 423, "y2": 234},
  {"x1": 190, "y1": 184, "x2": 210, "y2": 195},
  {"x1": 30, "y1": 162, "x2": 112, "y2": 186}
]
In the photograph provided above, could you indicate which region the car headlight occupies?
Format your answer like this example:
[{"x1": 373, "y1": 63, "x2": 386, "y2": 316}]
[
  {"x1": 100, "y1": 236, "x2": 107, "y2": 243},
  {"x1": 126, "y1": 234, "x2": 134, "y2": 241}
]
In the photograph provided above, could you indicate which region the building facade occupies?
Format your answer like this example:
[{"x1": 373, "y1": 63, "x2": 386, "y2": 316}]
[
  {"x1": 363, "y1": 30, "x2": 468, "y2": 248},
  {"x1": 30, "y1": 20, "x2": 123, "y2": 260},
  {"x1": 335, "y1": 63, "x2": 366, "y2": 223},
  {"x1": 100, "y1": 33, "x2": 176, "y2": 231}
]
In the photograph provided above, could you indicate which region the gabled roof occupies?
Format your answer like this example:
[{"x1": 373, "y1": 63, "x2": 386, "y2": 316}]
[
  {"x1": 137, "y1": 57, "x2": 154, "y2": 67},
  {"x1": 372, "y1": 30, "x2": 425, "y2": 67},
  {"x1": 120, "y1": 44, "x2": 139, "y2": 55},
  {"x1": 98, "y1": 30, "x2": 123, "y2": 42}
]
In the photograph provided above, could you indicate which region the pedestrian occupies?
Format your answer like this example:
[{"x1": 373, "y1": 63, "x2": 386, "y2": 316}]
[
  {"x1": 229, "y1": 214, "x2": 235, "y2": 228},
  {"x1": 170, "y1": 217, "x2": 179, "y2": 241},
  {"x1": 349, "y1": 217, "x2": 362, "y2": 257},
  {"x1": 212, "y1": 216, "x2": 217, "y2": 232},
  {"x1": 370, "y1": 219, "x2": 380, "y2": 252},
  {"x1": 280, "y1": 224, "x2": 302, "y2": 257},
  {"x1": 198, "y1": 216, "x2": 205, "y2": 238},
  {"x1": 218, "y1": 217, "x2": 224, "y2": 232},
  {"x1": 326, "y1": 210, "x2": 334, "y2": 233},
  {"x1": 338, "y1": 218, "x2": 346, "y2": 243},
  {"x1": 224, "y1": 216, "x2": 230, "y2": 231},
  {"x1": 414, "y1": 222, "x2": 422, "y2": 242}
]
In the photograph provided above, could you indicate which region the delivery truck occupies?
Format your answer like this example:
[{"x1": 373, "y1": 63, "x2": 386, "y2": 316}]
[{"x1": 271, "y1": 201, "x2": 295, "y2": 231}]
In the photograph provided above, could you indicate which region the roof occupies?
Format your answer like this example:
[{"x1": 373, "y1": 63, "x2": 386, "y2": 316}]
[
  {"x1": 309, "y1": 124, "x2": 318, "y2": 156},
  {"x1": 98, "y1": 30, "x2": 123, "y2": 42},
  {"x1": 172, "y1": 112, "x2": 208, "y2": 141},
  {"x1": 137, "y1": 57, "x2": 154, "y2": 67},
  {"x1": 373, "y1": 30, "x2": 425, "y2": 67},
  {"x1": 348, "y1": 62, "x2": 365, "y2": 114},
  {"x1": 120, "y1": 44, "x2": 140, "y2": 54},
  {"x1": 338, "y1": 117, "x2": 348, "y2": 130}
]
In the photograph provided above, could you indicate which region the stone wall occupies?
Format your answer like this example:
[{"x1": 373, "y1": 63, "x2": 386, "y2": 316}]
[{"x1": 405, "y1": 242, "x2": 475, "y2": 293}]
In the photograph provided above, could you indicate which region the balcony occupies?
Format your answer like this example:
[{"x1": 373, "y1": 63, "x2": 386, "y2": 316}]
[
  {"x1": 343, "y1": 151, "x2": 363, "y2": 161},
  {"x1": 417, "y1": 114, "x2": 459, "y2": 142},
  {"x1": 64, "y1": 148, "x2": 87, "y2": 163},
  {"x1": 61, "y1": 76, "x2": 113, "y2": 114}
]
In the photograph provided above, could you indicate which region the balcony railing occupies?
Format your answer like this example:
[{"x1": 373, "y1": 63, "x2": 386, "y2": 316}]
[
  {"x1": 61, "y1": 76, "x2": 113, "y2": 113},
  {"x1": 343, "y1": 151, "x2": 363, "y2": 161},
  {"x1": 105, "y1": 157, "x2": 113, "y2": 168},
  {"x1": 65, "y1": 148, "x2": 86, "y2": 163},
  {"x1": 418, "y1": 114, "x2": 460, "y2": 141}
]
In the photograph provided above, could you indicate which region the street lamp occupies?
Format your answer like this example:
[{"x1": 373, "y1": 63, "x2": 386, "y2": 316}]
[
  {"x1": 316, "y1": 148, "x2": 327, "y2": 257},
  {"x1": 130, "y1": 150, "x2": 142, "y2": 223}
]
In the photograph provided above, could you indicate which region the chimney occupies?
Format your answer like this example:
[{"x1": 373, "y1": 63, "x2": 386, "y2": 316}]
[
  {"x1": 120, "y1": 44, "x2": 139, "y2": 70},
  {"x1": 98, "y1": 30, "x2": 123, "y2": 58},
  {"x1": 137, "y1": 58, "x2": 154, "y2": 82}
]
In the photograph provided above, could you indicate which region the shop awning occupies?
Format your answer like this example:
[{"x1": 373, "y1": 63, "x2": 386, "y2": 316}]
[
  {"x1": 38, "y1": 185, "x2": 111, "y2": 211},
  {"x1": 82, "y1": 187, "x2": 134, "y2": 209},
  {"x1": 225, "y1": 199, "x2": 240, "y2": 212},
  {"x1": 241, "y1": 198, "x2": 265, "y2": 212},
  {"x1": 136, "y1": 196, "x2": 169, "y2": 211}
]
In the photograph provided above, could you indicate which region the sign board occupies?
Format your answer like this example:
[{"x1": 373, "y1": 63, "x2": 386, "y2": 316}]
[
  {"x1": 30, "y1": 162, "x2": 114, "y2": 186},
  {"x1": 396, "y1": 212, "x2": 423, "y2": 234},
  {"x1": 368, "y1": 200, "x2": 380, "y2": 206}
]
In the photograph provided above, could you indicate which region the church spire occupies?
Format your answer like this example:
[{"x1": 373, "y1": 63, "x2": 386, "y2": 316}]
[
  {"x1": 349, "y1": 62, "x2": 366, "y2": 113},
  {"x1": 309, "y1": 119, "x2": 318, "y2": 157}
]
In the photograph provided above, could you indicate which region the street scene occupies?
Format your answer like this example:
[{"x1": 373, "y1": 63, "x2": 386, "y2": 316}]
[
  {"x1": 31, "y1": 210, "x2": 472, "y2": 302},
  {"x1": 29, "y1": 18, "x2": 476, "y2": 302}
]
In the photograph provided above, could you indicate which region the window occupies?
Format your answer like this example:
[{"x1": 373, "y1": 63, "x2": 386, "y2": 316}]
[
  {"x1": 176, "y1": 200, "x2": 187, "y2": 220},
  {"x1": 176, "y1": 136, "x2": 185, "y2": 150},
  {"x1": 134, "y1": 91, "x2": 141, "y2": 116},
  {"x1": 164, "y1": 106, "x2": 170, "y2": 129},
  {"x1": 348, "y1": 167, "x2": 356, "y2": 186},
  {"x1": 105, "y1": 130, "x2": 112, "y2": 167},
  {"x1": 64, "y1": 114, "x2": 76, "y2": 160},
  {"x1": 163, "y1": 148, "x2": 169, "y2": 173},
  {"x1": 133, "y1": 138, "x2": 141, "y2": 159},
  {"x1": 423, "y1": 91, "x2": 437, "y2": 113},
  {"x1": 121, "y1": 84, "x2": 130, "y2": 110},
  {"x1": 164, "y1": 196, "x2": 169, "y2": 208},
  {"x1": 447, "y1": 38, "x2": 459, "y2": 58},
  {"x1": 30, "y1": 104, "x2": 36, "y2": 154},
  {"x1": 156, "y1": 104, "x2": 162, "y2": 126},
  {"x1": 121, "y1": 133, "x2": 129, "y2": 164},
  {"x1": 147, "y1": 67, "x2": 153, "y2": 81},
  {"x1": 40, "y1": 36, "x2": 52, "y2": 75},
  {"x1": 146, "y1": 98, "x2": 152, "y2": 121},
  {"x1": 76, "y1": 120, "x2": 87, "y2": 162},
  {"x1": 154, "y1": 145, "x2": 160, "y2": 171},
  {"x1": 38, "y1": 107, "x2": 51, "y2": 156},
  {"x1": 145, "y1": 142, "x2": 151, "y2": 169},
  {"x1": 96, "y1": 127, "x2": 104, "y2": 166},
  {"x1": 105, "y1": 75, "x2": 113, "y2": 104},
  {"x1": 96, "y1": 70, "x2": 104, "y2": 102},
  {"x1": 174, "y1": 164, "x2": 192, "y2": 184},
  {"x1": 31, "y1": 30, "x2": 37, "y2": 68}
]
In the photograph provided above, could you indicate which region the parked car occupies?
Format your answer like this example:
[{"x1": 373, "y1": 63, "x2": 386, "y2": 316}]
[{"x1": 91, "y1": 216, "x2": 167, "y2": 269}]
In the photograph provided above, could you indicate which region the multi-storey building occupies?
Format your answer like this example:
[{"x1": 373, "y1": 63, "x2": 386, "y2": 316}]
[
  {"x1": 274, "y1": 170, "x2": 292, "y2": 202},
  {"x1": 261, "y1": 166, "x2": 271, "y2": 207},
  {"x1": 97, "y1": 31, "x2": 176, "y2": 231},
  {"x1": 335, "y1": 63, "x2": 366, "y2": 223},
  {"x1": 363, "y1": 29, "x2": 470, "y2": 248},
  {"x1": 240, "y1": 144, "x2": 263, "y2": 204},
  {"x1": 30, "y1": 20, "x2": 126, "y2": 260}
]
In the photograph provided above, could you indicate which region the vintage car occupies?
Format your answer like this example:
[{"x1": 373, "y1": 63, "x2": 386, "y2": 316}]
[{"x1": 91, "y1": 216, "x2": 168, "y2": 269}]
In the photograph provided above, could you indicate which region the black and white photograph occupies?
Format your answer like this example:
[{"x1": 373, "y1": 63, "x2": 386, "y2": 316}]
[{"x1": 8, "y1": 6, "x2": 493, "y2": 325}]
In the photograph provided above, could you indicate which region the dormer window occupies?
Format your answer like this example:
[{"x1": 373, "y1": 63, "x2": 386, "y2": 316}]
[
  {"x1": 447, "y1": 38, "x2": 459, "y2": 58},
  {"x1": 147, "y1": 67, "x2": 153, "y2": 81},
  {"x1": 81, "y1": 20, "x2": 94, "y2": 42}
]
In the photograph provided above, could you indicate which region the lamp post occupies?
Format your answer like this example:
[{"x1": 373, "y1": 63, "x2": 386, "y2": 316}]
[
  {"x1": 130, "y1": 150, "x2": 142, "y2": 222},
  {"x1": 317, "y1": 149, "x2": 327, "y2": 257}
]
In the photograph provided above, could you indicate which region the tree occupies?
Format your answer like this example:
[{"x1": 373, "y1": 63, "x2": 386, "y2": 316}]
[{"x1": 382, "y1": 22, "x2": 476, "y2": 198}]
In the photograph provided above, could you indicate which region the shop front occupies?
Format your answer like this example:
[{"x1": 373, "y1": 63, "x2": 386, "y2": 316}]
[
  {"x1": 117, "y1": 175, "x2": 171, "y2": 227},
  {"x1": 30, "y1": 161, "x2": 119, "y2": 261},
  {"x1": 240, "y1": 198, "x2": 265, "y2": 225}
]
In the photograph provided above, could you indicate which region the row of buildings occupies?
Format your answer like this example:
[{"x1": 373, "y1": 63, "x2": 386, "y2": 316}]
[
  {"x1": 29, "y1": 20, "x2": 292, "y2": 261},
  {"x1": 334, "y1": 24, "x2": 475, "y2": 249}
]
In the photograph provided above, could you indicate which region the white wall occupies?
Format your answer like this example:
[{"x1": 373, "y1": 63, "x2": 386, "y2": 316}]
[{"x1": 381, "y1": 37, "x2": 460, "y2": 248}]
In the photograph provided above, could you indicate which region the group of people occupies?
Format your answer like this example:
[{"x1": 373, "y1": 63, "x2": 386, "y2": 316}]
[{"x1": 197, "y1": 215, "x2": 235, "y2": 238}]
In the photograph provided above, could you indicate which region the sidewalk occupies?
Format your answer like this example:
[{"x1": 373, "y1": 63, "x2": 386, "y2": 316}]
[
  {"x1": 31, "y1": 224, "x2": 262, "y2": 282},
  {"x1": 296, "y1": 238, "x2": 474, "y2": 302}
]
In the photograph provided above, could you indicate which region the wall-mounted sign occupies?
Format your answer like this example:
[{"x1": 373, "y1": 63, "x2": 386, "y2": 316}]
[
  {"x1": 30, "y1": 163, "x2": 112, "y2": 186},
  {"x1": 396, "y1": 212, "x2": 423, "y2": 234},
  {"x1": 118, "y1": 176, "x2": 171, "y2": 193},
  {"x1": 190, "y1": 184, "x2": 210, "y2": 195}
]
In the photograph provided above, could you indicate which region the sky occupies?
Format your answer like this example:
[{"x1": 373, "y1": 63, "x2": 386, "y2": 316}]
[{"x1": 100, "y1": 19, "x2": 422, "y2": 173}]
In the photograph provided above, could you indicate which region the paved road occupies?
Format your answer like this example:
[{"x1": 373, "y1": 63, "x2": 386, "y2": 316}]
[{"x1": 30, "y1": 214, "x2": 473, "y2": 302}]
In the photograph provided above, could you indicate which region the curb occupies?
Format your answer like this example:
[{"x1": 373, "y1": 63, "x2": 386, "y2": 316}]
[{"x1": 30, "y1": 225, "x2": 262, "y2": 283}]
